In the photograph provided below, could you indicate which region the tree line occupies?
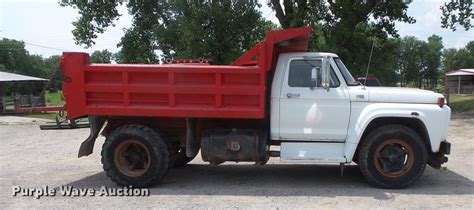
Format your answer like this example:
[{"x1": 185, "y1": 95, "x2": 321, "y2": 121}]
[{"x1": 89, "y1": 36, "x2": 474, "y2": 89}]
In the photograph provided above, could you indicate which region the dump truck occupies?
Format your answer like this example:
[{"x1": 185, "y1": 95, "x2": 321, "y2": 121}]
[{"x1": 60, "y1": 27, "x2": 451, "y2": 189}]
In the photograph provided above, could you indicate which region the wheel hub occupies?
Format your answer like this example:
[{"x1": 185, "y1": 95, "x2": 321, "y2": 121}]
[
  {"x1": 114, "y1": 139, "x2": 151, "y2": 177},
  {"x1": 374, "y1": 139, "x2": 414, "y2": 177}
]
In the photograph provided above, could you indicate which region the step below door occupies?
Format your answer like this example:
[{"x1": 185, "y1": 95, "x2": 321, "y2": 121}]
[{"x1": 280, "y1": 142, "x2": 347, "y2": 163}]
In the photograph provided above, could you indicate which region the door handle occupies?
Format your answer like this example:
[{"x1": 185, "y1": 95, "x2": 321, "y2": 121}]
[{"x1": 286, "y1": 93, "x2": 300, "y2": 98}]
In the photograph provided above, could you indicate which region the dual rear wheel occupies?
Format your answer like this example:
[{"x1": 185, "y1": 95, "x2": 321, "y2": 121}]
[{"x1": 101, "y1": 125, "x2": 194, "y2": 187}]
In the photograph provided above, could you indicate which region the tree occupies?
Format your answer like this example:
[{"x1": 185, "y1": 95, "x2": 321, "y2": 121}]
[
  {"x1": 268, "y1": 0, "x2": 326, "y2": 29},
  {"x1": 114, "y1": 27, "x2": 158, "y2": 64},
  {"x1": 443, "y1": 48, "x2": 459, "y2": 71},
  {"x1": 269, "y1": 0, "x2": 414, "y2": 30},
  {"x1": 0, "y1": 38, "x2": 62, "y2": 94},
  {"x1": 268, "y1": 0, "x2": 415, "y2": 86},
  {"x1": 424, "y1": 35, "x2": 443, "y2": 89},
  {"x1": 396, "y1": 35, "x2": 445, "y2": 89},
  {"x1": 442, "y1": 41, "x2": 474, "y2": 72},
  {"x1": 62, "y1": 0, "x2": 272, "y2": 64},
  {"x1": 0, "y1": 39, "x2": 31, "y2": 76},
  {"x1": 361, "y1": 36, "x2": 400, "y2": 86},
  {"x1": 90, "y1": 49, "x2": 113, "y2": 63},
  {"x1": 441, "y1": 0, "x2": 473, "y2": 31},
  {"x1": 43, "y1": 55, "x2": 61, "y2": 91},
  {"x1": 64, "y1": 1, "x2": 122, "y2": 47},
  {"x1": 397, "y1": 36, "x2": 423, "y2": 87}
]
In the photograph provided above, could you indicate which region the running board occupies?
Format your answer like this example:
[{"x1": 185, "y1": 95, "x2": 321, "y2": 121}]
[{"x1": 280, "y1": 142, "x2": 347, "y2": 163}]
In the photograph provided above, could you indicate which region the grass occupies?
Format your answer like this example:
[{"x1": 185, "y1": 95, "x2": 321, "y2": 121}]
[
  {"x1": 44, "y1": 91, "x2": 64, "y2": 106},
  {"x1": 449, "y1": 94, "x2": 474, "y2": 113}
]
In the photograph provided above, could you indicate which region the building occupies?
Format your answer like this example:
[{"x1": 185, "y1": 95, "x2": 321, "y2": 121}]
[
  {"x1": 445, "y1": 69, "x2": 474, "y2": 95},
  {"x1": 0, "y1": 71, "x2": 48, "y2": 113}
]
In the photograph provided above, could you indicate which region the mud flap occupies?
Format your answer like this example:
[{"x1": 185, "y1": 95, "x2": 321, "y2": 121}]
[
  {"x1": 78, "y1": 116, "x2": 106, "y2": 158},
  {"x1": 428, "y1": 140, "x2": 451, "y2": 169}
]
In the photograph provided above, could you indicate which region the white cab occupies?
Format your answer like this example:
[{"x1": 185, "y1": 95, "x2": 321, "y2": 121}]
[{"x1": 271, "y1": 52, "x2": 451, "y2": 164}]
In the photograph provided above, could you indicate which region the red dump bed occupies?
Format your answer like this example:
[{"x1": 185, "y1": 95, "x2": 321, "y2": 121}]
[{"x1": 61, "y1": 27, "x2": 310, "y2": 119}]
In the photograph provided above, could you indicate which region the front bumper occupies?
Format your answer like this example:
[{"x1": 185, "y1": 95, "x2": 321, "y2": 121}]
[{"x1": 428, "y1": 140, "x2": 451, "y2": 169}]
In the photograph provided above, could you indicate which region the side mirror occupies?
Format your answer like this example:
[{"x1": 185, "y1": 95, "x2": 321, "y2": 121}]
[
  {"x1": 321, "y1": 58, "x2": 331, "y2": 90},
  {"x1": 310, "y1": 67, "x2": 321, "y2": 89}
]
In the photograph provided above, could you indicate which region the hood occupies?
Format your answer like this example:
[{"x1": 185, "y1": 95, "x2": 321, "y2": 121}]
[
  {"x1": 368, "y1": 87, "x2": 443, "y2": 103},
  {"x1": 348, "y1": 86, "x2": 444, "y2": 104}
]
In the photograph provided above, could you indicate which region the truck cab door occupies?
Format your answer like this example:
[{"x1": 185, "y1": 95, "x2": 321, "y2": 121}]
[{"x1": 278, "y1": 57, "x2": 350, "y2": 141}]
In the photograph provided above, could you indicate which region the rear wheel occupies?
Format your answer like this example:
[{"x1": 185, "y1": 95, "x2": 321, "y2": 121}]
[
  {"x1": 101, "y1": 125, "x2": 169, "y2": 187},
  {"x1": 358, "y1": 124, "x2": 427, "y2": 189}
]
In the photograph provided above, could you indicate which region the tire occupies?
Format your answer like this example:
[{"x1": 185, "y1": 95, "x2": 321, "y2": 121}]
[
  {"x1": 101, "y1": 125, "x2": 169, "y2": 187},
  {"x1": 170, "y1": 147, "x2": 195, "y2": 168},
  {"x1": 358, "y1": 124, "x2": 428, "y2": 189}
]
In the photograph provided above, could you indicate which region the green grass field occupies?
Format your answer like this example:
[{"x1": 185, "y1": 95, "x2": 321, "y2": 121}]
[
  {"x1": 449, "y1": 94, "x2": 474, "y2": 113},
  {"x1": 44, "y1": 91, "x2": 64, "y2": 106}
]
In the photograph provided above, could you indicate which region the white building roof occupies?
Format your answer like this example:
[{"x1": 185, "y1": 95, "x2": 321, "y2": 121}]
[
  {"x1": 0, "y1": 71, "x2": 48, "y2": 82},
  {"x1": 445, "y1": 69, "x2": 474, "y2": 76}
]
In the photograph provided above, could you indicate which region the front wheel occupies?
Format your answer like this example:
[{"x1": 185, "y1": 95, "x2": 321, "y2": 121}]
[{"x1": 358, "y1": 124, "x2": 428, "y2": 189}]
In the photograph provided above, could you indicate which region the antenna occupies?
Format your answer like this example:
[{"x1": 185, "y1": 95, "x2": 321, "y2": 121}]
[{"x1": 364, "y1": 37, "x2": 376, "y2": 86}]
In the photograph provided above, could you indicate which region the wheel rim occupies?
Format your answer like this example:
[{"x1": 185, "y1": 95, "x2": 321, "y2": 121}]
[
  {"x1": 374, "y1": 139, "x2": 414, "y2": 178},
  {"x1": 114, "y1": 139, "x2": 151, "y2": 177}
]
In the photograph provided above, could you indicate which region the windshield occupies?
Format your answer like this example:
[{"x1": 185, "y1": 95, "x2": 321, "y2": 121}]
[{"x1": 334, "y1": 57, "x2": 359, "y2": 86}]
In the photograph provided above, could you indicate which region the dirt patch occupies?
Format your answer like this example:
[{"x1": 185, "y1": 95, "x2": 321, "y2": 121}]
[{"x1": 0, "y1": 116, "x2": 52, "y2": 125}]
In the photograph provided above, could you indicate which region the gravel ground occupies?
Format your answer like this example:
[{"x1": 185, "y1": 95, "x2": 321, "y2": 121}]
[{"x1": 0, "y1": 115, "x2": 473, "y2": 209}]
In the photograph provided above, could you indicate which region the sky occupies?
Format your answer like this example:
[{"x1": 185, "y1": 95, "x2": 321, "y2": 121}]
[{"x1": 0, "y1": 0, "x2": 473, "y2": 58}]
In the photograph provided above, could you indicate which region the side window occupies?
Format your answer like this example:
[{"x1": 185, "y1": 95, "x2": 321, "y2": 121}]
[{"x1": 288, "y1": 60, "x2": 340, "y2": 88}]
